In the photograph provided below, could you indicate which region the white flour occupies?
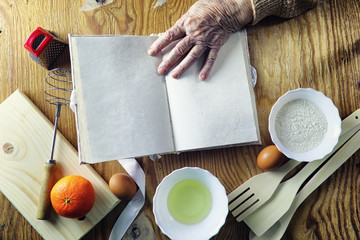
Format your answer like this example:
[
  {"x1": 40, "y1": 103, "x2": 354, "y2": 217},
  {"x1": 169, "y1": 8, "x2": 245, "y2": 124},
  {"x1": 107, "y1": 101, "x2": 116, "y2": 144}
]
[{"x1": 275, "y1": 99, "x2": 327, "y2": 153}]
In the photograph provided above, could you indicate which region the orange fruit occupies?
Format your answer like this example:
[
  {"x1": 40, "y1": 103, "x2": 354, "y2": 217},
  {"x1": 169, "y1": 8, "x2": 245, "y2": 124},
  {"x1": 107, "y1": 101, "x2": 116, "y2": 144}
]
[{"x1": 50, "y1": 175, "x2": 95, "y2": 218}]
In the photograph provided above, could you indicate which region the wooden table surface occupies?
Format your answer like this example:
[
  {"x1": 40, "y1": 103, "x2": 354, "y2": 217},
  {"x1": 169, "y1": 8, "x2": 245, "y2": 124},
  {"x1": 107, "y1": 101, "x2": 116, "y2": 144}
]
[{"x1": 1, "y1": 0, "x2": 360, "y2": 239}]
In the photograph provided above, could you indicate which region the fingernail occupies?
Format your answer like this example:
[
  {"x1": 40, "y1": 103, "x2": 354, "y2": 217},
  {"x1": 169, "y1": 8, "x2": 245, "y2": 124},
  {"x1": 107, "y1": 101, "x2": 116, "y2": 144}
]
[
  {"x1": 172, "y1": 72, "x2": 179, "y2": 79},
  {"x1": 158, "y1": 66, "x2": 166, "y2": 75},
  {"x1": 148, "y1": 48, "x2": 155, "y2": 56},
  {"x1": 199, "y1": 72, "x2": 207, "y2": 81}
]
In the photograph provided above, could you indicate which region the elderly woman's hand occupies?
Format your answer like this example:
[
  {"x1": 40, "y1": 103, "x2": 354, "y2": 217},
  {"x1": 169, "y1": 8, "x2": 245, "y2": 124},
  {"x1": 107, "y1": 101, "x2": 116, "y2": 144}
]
[{"x1": 148, "y1": 0, "x2": 253, "y2": 80}]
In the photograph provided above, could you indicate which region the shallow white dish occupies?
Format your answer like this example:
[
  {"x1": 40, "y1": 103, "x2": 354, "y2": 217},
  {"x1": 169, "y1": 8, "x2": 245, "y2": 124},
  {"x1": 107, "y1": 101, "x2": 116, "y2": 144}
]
[
  {"x1": 268, "y1": 88, "x2": 341, "y2": 162},
  {"x1": 153, "y1": 167, "x2": 228, "y2": 240}
]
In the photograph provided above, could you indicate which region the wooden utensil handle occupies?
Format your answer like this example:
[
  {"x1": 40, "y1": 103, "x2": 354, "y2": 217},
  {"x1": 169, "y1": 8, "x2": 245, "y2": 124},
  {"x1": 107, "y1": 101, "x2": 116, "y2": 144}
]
[{"x1": 36, "y1": 162, "x2": 56, "y2": 220}]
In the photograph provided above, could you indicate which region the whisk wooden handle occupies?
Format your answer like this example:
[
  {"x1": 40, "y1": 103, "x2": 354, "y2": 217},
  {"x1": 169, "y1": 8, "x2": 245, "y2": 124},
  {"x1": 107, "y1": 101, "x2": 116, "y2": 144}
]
[{"x1": 36, "y1": 162, "x2": 56, "y2": 220}]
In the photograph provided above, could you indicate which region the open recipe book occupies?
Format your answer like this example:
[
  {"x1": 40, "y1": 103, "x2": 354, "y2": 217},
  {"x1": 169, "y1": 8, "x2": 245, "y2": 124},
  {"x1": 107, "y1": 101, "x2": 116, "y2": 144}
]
[{"x1": 69, "y1": 31, "x2": 260, "y2": 164}]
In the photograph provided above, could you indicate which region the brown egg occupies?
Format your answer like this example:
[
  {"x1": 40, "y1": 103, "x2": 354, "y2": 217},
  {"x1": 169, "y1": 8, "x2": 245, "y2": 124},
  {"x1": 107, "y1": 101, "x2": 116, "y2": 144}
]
[
  {"x1": 257, "y1": 145, "x2": 286, "y2": 171},
  {"x1": 109, "y1": 173, "x2": 137, "y2": 200}
]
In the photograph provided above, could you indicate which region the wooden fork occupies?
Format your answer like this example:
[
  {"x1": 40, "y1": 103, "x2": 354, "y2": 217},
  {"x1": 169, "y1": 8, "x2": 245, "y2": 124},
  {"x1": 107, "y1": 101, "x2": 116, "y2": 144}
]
[
  {"x1": 244, "y1": 108, "x2": 360, "y2": 236},
  {"x1": 249, "y1": 126, "x2": 360, "y2": 240},
  {"x1": 229, "y1": 108, "x2": 360, "y2": 223},
  {"x1": 228, "y1": 159, "x2": 301, "y2": 222}
]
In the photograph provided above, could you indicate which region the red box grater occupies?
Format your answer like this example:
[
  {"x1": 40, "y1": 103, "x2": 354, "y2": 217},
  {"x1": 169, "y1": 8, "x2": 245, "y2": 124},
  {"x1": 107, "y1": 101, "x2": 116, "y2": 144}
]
[{"x1": 24, "y1": 27, "x2": 68, "y2": 69}]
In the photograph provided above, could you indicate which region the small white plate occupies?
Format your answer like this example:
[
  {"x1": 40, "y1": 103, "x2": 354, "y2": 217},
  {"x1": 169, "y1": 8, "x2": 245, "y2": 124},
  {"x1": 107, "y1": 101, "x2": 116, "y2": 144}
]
[
  {"x1": 153, "y1": 167, "x2": 228, "y2": 240},
  {"x1": 269, "y1": 88, "x2": 341, "y2": 162}
]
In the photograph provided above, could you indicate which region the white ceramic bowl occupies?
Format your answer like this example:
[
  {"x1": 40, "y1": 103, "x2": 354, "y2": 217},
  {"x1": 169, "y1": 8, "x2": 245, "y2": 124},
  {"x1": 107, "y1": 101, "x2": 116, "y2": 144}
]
[
  {"x1": 269, "y1": 88, "x2": 341, "y2": 162},
  {"x1": 153, "y1": 167, "x2": 228, "y2": 240}
]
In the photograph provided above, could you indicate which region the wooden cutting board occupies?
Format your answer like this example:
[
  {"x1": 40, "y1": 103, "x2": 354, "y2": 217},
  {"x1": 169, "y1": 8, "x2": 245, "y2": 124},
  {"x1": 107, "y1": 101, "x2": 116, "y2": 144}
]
[{"x1": 0, "y1": 90, "x2": 120, "y2": 239}]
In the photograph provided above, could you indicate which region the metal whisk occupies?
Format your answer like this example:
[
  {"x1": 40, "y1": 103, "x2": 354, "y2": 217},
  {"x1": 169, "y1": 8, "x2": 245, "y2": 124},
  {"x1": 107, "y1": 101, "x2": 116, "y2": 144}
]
[
  {"x1": 37, "y1": 68, "x2": 72, "y2": 220},
  {"x1": 44, "y1": 68, "x2": 72, "y2": 162}
]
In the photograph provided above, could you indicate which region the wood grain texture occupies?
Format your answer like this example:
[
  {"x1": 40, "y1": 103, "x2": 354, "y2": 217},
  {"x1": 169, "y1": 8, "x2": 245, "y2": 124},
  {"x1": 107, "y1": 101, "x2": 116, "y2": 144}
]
[
  {"x1": 1, "y1": 0, "x2": 360, "y2": 239},
  {"x1": 0, "y1": 90, "x2": 119, "y2": 239}
]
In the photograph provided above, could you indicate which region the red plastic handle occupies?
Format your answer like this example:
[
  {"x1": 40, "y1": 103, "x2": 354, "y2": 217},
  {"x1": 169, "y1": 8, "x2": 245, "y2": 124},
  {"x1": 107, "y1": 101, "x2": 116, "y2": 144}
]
[{"x1": 24, "y1": 27, "x2": 54, "y2": 57}]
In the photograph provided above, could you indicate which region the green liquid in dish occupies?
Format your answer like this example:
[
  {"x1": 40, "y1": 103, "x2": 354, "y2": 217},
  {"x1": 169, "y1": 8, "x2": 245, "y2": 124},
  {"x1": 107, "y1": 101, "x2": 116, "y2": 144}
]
[{"x1": 167, "y1": 179, "x2": 212, "y2": 225}]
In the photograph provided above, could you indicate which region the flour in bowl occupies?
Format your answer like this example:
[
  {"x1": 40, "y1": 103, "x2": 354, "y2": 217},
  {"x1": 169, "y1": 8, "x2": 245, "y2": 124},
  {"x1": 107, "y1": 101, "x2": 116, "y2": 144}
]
[{"x1": 275, "y1": 99, "x2": 328, "y2": 153}]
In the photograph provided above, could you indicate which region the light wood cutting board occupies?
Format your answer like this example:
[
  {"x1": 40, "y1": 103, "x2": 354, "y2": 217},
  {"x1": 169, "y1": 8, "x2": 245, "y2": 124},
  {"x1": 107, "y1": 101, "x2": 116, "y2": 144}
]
[{"x1": 0, "y1": 90, "x2": 120, "y2": 240}]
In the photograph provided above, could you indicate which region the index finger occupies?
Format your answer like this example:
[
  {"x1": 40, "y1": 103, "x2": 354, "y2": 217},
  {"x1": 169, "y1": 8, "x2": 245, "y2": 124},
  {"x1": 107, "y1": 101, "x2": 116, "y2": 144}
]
[{"x1": 148, "y1": 24, "x2": 185, "y2": 56}]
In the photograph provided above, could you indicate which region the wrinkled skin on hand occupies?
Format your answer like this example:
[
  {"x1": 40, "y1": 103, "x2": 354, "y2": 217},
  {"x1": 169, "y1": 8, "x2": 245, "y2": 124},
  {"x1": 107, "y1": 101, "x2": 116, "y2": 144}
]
[{"x1": 148, "y1": 0, "x2": 253, "y2": 80}]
